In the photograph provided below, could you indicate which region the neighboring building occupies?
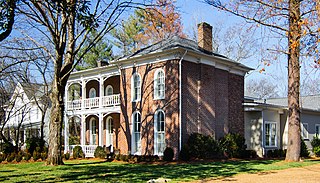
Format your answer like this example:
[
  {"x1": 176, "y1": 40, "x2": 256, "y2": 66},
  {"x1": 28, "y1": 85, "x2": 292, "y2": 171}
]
[
  {"x1": 244, "y1": 95, "x2": 320, "y2": 157},
  {"x1": 64, "y1": 22, "x2": 252, "y2": 158},
  {"x1": 2, "y1": 82, "x2": 50, "y2": 148}
]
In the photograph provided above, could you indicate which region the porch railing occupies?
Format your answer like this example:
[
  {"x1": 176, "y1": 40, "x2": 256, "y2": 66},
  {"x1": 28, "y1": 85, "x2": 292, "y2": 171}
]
[
  {"x1": 102, "y1": 94, "x2": 120, "y2": 107},
  {"x1": 67, "y1": 94, "x2": 120, "y2": 110},
  {"x1": 69, "y1": 145, "x2": 98, "y2": 158}
]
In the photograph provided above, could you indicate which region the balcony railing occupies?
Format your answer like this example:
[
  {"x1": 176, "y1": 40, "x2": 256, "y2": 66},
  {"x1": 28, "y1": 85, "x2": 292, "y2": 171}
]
[{"x1": 67, "y1": 94, "x2": 120, "y2": 110}]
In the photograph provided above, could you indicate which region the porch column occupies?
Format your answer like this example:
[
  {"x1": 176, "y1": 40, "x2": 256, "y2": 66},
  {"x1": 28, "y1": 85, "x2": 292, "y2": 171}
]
[
  {"x1": 81, "y1": 79, "x2": 86, "y2": 110},
  {"x1": 98, "y1": 113, "x2": 103, "y2": 146},
  {"x1": 81, "y1": 114, "x2": 86, "y2": 145},
  {"x1": 99, "y1": 76, "x2": 104, "y2": 108},
  {"x1": 64, "y1": 114, "x2": 69, "y2": 153}
]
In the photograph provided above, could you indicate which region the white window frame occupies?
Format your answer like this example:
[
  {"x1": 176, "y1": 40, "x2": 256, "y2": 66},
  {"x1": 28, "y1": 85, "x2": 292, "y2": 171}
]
[
  {"x1": 105, "y1": 85, "x2": 113, "y2": 96},
  {"x1": 131, "y1": 111, "x2": 141, "y2": 155},
  {"x1": 89, "y1": 117, "x2": 97, "y2": 145},
  {"x1": 131, "y1": 73, "x2": 141, "y2": 102},
  {"x1": 264, "y1": 121, "x2": 277, "y2": 147},
  {"x1": 154, "y1": 110, "x2": 165, "y2": 155},
  {"x1": 315, "y1": 124, "x2": 320, "y2": 137},
  {"x1": 89, "y1": 88, "x2": 96, "y2": 98},
  {"x1": 154, "y1": 69, "x2": 165, "y2": 100},
  {"x1": 301, "y1": 123, "x2": 309, "y2": 140}
]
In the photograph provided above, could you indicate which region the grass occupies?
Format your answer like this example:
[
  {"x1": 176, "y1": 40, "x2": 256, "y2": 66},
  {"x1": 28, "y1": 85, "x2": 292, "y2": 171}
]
[{"x1": 0, "y1": 158, "x2": 319, "y2": 182}]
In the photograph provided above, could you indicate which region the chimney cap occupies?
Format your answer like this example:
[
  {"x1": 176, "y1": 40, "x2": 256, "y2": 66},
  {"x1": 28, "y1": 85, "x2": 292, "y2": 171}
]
[{"x1": 197, "y1": 22, "x2": 212, "y2": 28}]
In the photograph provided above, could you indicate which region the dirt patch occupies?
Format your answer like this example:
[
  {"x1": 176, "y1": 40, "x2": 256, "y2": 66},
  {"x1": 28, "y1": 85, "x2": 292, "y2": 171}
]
[{"x1": 188, "y1": 163, "x2": 320, "y2": 183}]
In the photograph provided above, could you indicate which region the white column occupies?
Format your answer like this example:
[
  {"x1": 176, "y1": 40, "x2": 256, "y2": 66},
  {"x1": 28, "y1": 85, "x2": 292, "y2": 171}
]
[
  {"x1": 99, "y1": 76, "x2": 104, "y2": 108},
  {"x1": 98, "y1": 113, "x2": 103, "y2": 146},
  {"x1": 64, "y1": 114, "x2": 69, "y2": 153},
  {"x1": 81, "y1": 79, "x2": 86, "y2": 110},
  {"x1": 81, "y1": 114, "x2": 86, "y2": 145}
]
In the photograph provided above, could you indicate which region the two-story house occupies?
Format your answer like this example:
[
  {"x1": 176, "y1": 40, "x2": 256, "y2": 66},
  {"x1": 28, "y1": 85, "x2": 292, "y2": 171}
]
[
  {"x1": 3, "y1": 82, "x2": 50, "y2": 148},
  {"x1": 64, "y1": 22, "x2": 252, "y2": 158}
]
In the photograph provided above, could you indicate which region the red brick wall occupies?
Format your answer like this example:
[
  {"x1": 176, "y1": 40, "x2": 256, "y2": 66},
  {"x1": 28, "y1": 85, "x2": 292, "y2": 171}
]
[
  {"x1": 118, "y1": 60, "x2": 180, "y2": 157},
  {"x1": 181, "y1": 60, "x2": 244, "y2": 142},
  {"x1": 228, "y1": 74, "x2": 244, "y2": 135}
]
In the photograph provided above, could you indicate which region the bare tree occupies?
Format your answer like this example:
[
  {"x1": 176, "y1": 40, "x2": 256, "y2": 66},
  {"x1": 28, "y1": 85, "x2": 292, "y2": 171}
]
[
  {"x1": 245, "y1": 78, "x2": 280, "y2": 99},
  {"x1": 14, "y1": 0, "x2": 148, "y2": 165},
  {"x1": 204, "y1": 0, "x2": 320, "y2": 162}
]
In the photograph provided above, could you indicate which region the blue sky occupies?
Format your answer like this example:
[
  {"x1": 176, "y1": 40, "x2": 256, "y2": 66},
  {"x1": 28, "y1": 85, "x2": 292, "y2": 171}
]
[{"x1": 176, "y1": 0, "x2": 319, "y2": 96}]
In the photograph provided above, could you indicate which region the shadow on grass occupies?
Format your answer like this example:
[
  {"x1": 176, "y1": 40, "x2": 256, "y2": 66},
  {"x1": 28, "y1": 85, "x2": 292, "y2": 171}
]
[{"x1": 44, "y1": 160, "x2": 276, "y2": 182}]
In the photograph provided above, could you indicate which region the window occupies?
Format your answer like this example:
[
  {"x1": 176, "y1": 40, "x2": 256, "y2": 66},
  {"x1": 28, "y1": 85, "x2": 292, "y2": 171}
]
[
  {"x1": 265, "y1": 122, "x2": 276, "y2": 147},
  {"x1": 105, "y1": 85, "x2": 113, "y2": 96},
  {"x1": 90, "y1": 118, "x2": 97, "y2": 145},
  {"x1": 89, "y1": 88, "x2": 96, "y2": 98},
  {"x1": 154, "y1": 69, "x2": 165, "y2": 99},
  {"x1": 315, "y1": 124, "x2": 320, "y2": 137},
  {"x1": 131, "y1": 73, "x2": 141, "y2": 101},
  {"x1": 154, "y1": 110, "x2": 165, "y2": 155},
  {"x1": 301, "y1": 123, "x2": 309, "y2": 139},
  {"x1": 132, "y1": 111, "x2": 141, "y2": 154}
]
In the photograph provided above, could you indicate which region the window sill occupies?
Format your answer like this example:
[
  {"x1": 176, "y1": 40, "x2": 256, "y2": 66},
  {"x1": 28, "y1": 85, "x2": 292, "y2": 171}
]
[{"x1": 153, "y1": 97, "x2": 165, "y2": 101}]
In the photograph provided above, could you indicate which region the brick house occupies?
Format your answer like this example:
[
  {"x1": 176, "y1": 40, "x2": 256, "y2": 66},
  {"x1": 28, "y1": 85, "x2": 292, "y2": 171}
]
[{"x1": 64, "y1": 22, "x2": 252, "y2": 157}]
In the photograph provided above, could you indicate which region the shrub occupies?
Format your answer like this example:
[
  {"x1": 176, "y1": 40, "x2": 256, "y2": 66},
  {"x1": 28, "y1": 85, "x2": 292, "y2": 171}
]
[
  {"x1": 240, "y1": 150, "x2": 258, "y2": 159},
  {"x1": 0, "y1": 153, "x2": 6, "y2": 163},
  {"x1": 300, "y1": 138, "x2": 309, "y2": 157},
  {"x1": 179, "y1": 145, "x2": 191, "y2": 161},
  {"x1": 33, "y1": 151, "x2": 41, "y2": 161},
  {"x1": 16, "y1": 151, "x2": 24, "y2": 162},
  {"x1": 72, "y1": 146, "x2": 85, "y2": 159},
  {"x1": 120, "y1": 154, "x2": 128, "y2": 162},
  {"x1": 25, "y1": 137, "x2": 45, "y2": 154},
  {"x1": 94, "y1": 146, "x2": 107, "y2": 159},
  {"x1": 163, "y1": 147, "x2": 174, "y2": 161},
  {"x1": 6, "y1": 153, "x2": 15, "y2": 162},
  {"x1": 311, "y1": 136, "x2": 320, "y2": 150},
  {"x1": 267, "y1": 149, "x2": 286, "y2": 158},
  {"x1": 64, "y1": 152, "x2": 70, "y2": 160},
  {"x1": 41, "y1": 152, "x2": 48, "y2": 160},
  {"x1": 219, "y1": 133, "x2": 246, "y2": 158},
  {"x1": 187, "y1": 133, "x2": 220, "y2": 159},
  {"x1": 313, "y1": 146, "x2": 320, "y2": 157},
  {"x1": 2, "y1": 142, "x2": 14, "y2": 154},
  {"x1": 24, "y1": 152, "x2": 32, "y2": 161}
]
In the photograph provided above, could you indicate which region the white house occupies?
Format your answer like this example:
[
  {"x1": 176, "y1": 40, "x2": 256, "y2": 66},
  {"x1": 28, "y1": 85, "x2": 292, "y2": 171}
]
[{"x1": 2, "y1": 82, "x2": 50, "y2": 148}]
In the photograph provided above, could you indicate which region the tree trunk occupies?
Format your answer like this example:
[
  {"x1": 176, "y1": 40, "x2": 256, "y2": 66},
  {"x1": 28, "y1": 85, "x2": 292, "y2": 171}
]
[
  {"x1": 47, "y1": 79, "x2": 64, "y2": 165},
  {"x1": 285, "y1": 0, "x2": 301, "y2": 162}
]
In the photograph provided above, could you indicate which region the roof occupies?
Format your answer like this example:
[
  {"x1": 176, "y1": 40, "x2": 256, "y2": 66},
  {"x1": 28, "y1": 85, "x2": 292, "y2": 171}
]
[
  {"x1": 257, "y1": 95, "x2": 320, "y2": 111},
  {"x1": 18, "y1": 82, "x2": 50, "y2": 101},
  {"x1": 119, "y1": 36, "x2": 252, "y2": 71},
  {"x1": 244, "y1": 95, "x2": 320, "y2": 112}
]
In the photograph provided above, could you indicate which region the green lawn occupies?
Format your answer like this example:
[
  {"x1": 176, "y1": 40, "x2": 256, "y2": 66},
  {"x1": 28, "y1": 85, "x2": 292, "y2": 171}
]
[{"x1": 0, "y1": 159, "x2": 319, "y2": 182}]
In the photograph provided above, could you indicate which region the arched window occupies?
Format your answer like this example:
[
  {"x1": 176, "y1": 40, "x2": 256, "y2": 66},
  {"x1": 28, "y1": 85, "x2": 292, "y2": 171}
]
[
  {"x1": 132, "y1": 111, "x2": 141, "y2": 154},
  {"x1": 154, "y1": 110, "x2": 165, "y2": 155},
  {"x1": 154, "y1": 69, "x2": 165, "y2": 99},
  {"x1": 105, "y1": 85, "x2": 113, "y2": 96},
  {"x1": 131, "y1": 73, "x2": 141, "y2": 101},
  {"x1": 89, "y1": 88, "x2": 96, "y2": 98},
  {"x1": 90, "y1": 117, "x2": 97, "y2": 145}
]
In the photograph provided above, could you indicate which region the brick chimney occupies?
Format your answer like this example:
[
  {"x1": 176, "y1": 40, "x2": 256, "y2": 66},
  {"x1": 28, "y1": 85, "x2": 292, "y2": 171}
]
[{"x1": 197, "y1": 22, "x2": 213, "y2": 52}]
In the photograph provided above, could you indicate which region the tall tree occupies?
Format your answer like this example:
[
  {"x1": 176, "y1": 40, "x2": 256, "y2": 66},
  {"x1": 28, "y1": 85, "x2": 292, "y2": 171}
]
[
  {"x1": 76, "y1": 31, "x2": 113, "y2": 70},
  {"x1": 0, "y1": 0, "x2": 17, "y2": 42},
  {"x1": 204, "y1": 0, "x2": 320, "y2": 161},
  {"x1": 136, "y1": 0, "x2": 185, "y2": 45},
  {"x1": 15, "y1": 0, "x2": 143, "y2": 165},
  {"x1": 112, "y1": 0, "x2": 185, "y2": 54}
]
